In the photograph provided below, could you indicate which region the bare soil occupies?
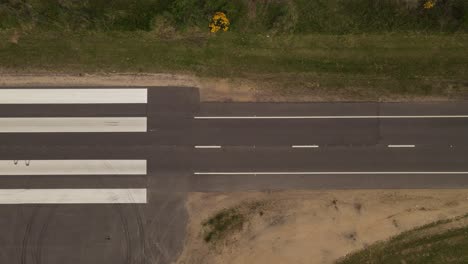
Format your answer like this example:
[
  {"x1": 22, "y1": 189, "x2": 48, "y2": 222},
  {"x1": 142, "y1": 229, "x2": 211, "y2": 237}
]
[
  {"x1": 176, "y1": 190, "x2": 468, "y2": 264},
  {"x1": 0, "y1": 72, "x2": 455, "y2": 102},
  {"x1": 0, "y1": 72, "x2": 264, "y2": 101}
]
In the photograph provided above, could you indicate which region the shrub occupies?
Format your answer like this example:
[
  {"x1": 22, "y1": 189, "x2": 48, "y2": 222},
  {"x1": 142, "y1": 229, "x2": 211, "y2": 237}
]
[{"x1": 0, "y1": 0, "x2": 466, "y2": 33}]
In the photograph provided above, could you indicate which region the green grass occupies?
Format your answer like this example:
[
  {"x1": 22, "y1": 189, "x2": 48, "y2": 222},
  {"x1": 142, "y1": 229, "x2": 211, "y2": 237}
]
[
  {"x1": 202, "y1": 207, "x2": 246, "y2": 243},
  {"x1": 1, "y1": 30, "x2": 467, "y2": 99},
  {"x1": 336, "y1": 214, "x2": 468, "y2": 264},
  {"x1": 1, "y1": 0, "x2": 467, "y2": 99},
  {"x1": 1, "y1": 0, "x2": 467, "y2": 33},
  {"x1": 202, "y1": 201, "x2": 265, "y2": 243}
]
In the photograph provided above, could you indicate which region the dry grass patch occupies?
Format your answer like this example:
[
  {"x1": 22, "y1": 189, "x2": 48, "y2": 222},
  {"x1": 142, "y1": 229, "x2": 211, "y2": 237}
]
[{"x1": 177, "y1": 190, "x2": 468, "y2": 264}]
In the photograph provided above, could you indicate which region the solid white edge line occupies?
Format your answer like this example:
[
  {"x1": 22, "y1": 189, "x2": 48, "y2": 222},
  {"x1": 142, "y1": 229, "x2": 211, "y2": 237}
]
[
  {"x1": 194, "y1": 115, "x2": 468, "y2": 119},
  {"x1": 388, "y1": 145, "x2": 416, "y2": 148},
  {"x1": 194, "y1": 172, "x2": 468, "y2": 175},
  {"x1": 194, "y1": 145, "x2": 222, "y2": 149},
  {"x1": 0, "y1": 189, "x2": 147, "y2": 204},
  {"x1": 292, "y1": 145, "x2": 319, "y2": 148}
]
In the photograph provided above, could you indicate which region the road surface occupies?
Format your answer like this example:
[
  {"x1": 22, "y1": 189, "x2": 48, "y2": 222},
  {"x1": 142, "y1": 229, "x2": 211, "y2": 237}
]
[{"x1": 1, "y1": 87, "x2": 468, "y2": 263}]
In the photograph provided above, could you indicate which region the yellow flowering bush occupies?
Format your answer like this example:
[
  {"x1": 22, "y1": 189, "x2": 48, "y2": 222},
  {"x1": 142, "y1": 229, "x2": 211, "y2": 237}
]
[
  {"x1": 209, "y1": 12, "x2": 230, "y2": 33},
  {"x1": 423, "y1": 0, "x2": 436, "y2": 9}
]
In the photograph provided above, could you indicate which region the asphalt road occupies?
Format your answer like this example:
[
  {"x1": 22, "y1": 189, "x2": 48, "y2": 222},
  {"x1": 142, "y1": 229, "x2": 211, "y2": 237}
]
[{"x1": 1, "y1": 86, "x2": 468, "y2": 264}]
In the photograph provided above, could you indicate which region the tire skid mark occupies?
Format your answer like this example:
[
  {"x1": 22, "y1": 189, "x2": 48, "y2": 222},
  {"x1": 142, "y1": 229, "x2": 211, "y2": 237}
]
[
  {"x1": 21, "y1": 207, "x2": 38, "y2": 264},
  {"x1": 35, "y1": 205, "x2": 58, "y2": 264},
  {"x1": 114, "y1": 204, "x2": 132, "y2": 264},
  {"x1": 131, "y1": 204, "x2": 146, "y2": 264}
]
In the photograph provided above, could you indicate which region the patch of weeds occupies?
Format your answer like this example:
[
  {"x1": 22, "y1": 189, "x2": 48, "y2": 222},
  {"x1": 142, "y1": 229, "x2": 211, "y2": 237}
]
[
  {"x1": 202, "y1": 200, "x2": 267, "y2": 244},
  {"x1": 331, "y1": 199, "x2": 339, "y2": 210},
  {"x1": 344, "y1": 231, "x2": 358, "y2": 242},
  {"x1": 202, "y1": 207, "x2": 245, "y2": 243},
  {"x1": 354, "y1": 203, "x2": 362, "y2": 213}
]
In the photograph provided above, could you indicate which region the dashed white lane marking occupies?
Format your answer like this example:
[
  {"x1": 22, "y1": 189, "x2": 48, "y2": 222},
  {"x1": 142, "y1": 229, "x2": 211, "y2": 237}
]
[
  {"x1": 0, "y1": 160, "x2": 147, "y2": 175},
  {"x1": 292, "y1": 145, "x2": 319, "y2": 148},
  {"x1": 388, "y1": 145, "x2": 416, "y2": 148},
  {"x1": 194, "y1": 115, "x2": 468, "y2": 119},
  {"x1": 0, "y1": 189, "x2": 147, "y2": 204},
  {"x1": 194, "y1": 145, "x2": 222, "y2": 149},
  {"x1": 194, "y1": 172, "x2": 468, "y2": 175},
  {"x1": 0, "y1": 89, "x2": 148, "y2": 104},
  {"x1": 0, "y1": 117, "x2": 147, "y2": 133}
]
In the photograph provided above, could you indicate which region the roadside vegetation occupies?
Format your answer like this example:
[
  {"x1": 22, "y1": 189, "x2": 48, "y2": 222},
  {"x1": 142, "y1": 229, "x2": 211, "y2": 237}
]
[
  {"x1": 202, "y1": 200, "x2": 265, "y2": 244},
  {"x1": 1, "y1": 0, "x2": 467, "y2": 99},
  {"x1": 337, "y1": 214, "x2": 468, "y2": 264}
]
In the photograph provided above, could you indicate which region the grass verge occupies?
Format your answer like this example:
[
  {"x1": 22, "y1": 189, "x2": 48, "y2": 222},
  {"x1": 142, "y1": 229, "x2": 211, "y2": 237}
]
[
  {"x1": 1, "y1": 30, "x2": 467, "y2": 99},
  {"x1": 336, "y1": 214, "x2": 468, "y2": 264}
]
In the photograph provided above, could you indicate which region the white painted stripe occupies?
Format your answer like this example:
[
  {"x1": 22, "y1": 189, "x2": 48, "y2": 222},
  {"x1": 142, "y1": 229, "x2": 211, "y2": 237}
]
[
  {"x1": 0, "y1": 189, "x2": 146, "y2": 204},
  {"x1": 194, "y1": 171, "x2": 468, "y2": 175},
  {"x1": 0, "y1": 89, "x2": 147, "y2": 104},
  {"x1": 0, "y1": 160, "x2": 146, "y2": 175},
  {"x1": 194, "y1": 115, "x2": 468, "y2": 119},
  {"x1": 194, "y1": 145, "x2": 222, "y2": 149},
  {"x1": 0, "y1": 117, "x2": 147, "y2": 132},
  {"x1": 292, "y1": 145, "x2": 319, "y2": 148},
  {"x1": 388, "y1": 145, "x2": 416, "y2": 148}
]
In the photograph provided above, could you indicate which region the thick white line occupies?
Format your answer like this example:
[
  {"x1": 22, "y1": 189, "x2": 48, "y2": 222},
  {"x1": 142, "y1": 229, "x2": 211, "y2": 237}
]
[
  {"x1": 292, "y1": 145, "x2": 319, "y2": 148},
  {"x1": 194, "y1": 115, "x2": 468, "y2": 119},
  {"x1": 194, "y1": 145, "x2": 222, "y2": 149},
  {"x1": 0, "y1": 160, "x2": 146, "y2": 175},
  {"x1": 194, "y1": 171, "x2": 468, "y2": 175},
  {"x1": 0, "y1": 189, "x2": 147, "y2": 204},
  {"x1": 0, "y1": 89, "x2": 147, "y2": 104},
  {"x1": 388, "y1": 145, "x2": 416, "y2": 148},
  {"x1": 0, "y1": 117, "x2": 147, "y2": 132}
]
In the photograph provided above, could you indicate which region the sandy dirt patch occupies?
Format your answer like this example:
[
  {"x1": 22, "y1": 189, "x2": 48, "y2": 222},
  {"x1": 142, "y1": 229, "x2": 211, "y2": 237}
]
[
  {"x1": 176, "y1": 190, "x2": 468, "y2": 264},
  {"x1": 0, "y1": 72, "x2": 261, "y2": 102},
  {"x1": 0, "y1": 72, "x2": 456, "y2": 102}
]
